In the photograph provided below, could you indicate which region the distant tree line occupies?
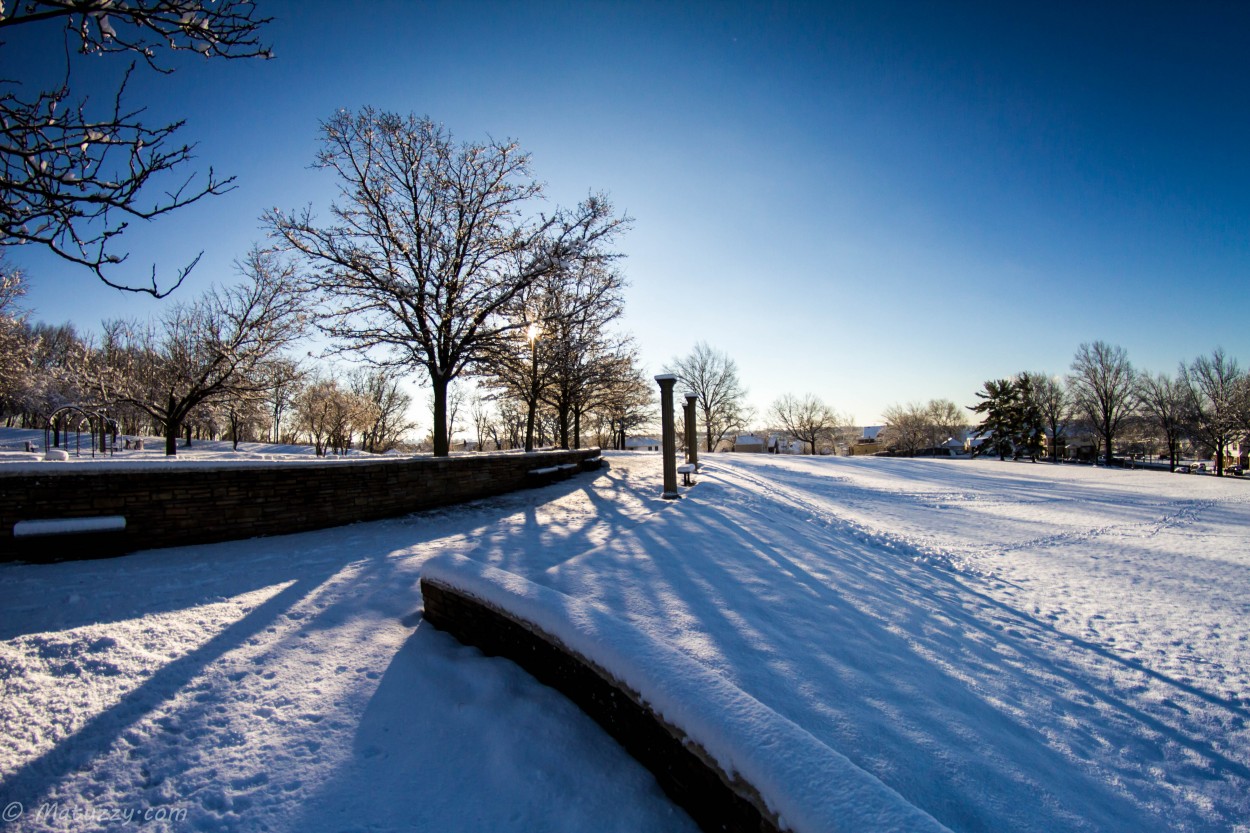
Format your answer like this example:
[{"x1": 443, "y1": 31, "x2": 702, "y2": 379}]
[
  {"x1": 657, "y1": 339, "x2": 1250, "y2": 478},
  {"x1": 0, "y1": 251, "x2": 417, "y2": 456},
  {"x1": 965, "y1": 341, "x2": 1250, "y2": 476},
  {"x1": 1, "y1": 103, "x2": 649, "y2": 457}
]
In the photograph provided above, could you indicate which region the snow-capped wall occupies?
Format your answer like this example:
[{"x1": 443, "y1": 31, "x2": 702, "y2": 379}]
[
  {"x1": 1, "y1": 450, "x2": 601, "y2": 560},
  {"x1": 420, "y1": 555, "x2": 952, "y2": 833}
]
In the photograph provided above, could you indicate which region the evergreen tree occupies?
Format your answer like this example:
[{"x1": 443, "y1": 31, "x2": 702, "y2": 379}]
[
  {"x1": 1013, "y1": 373, "x2": 1046, "y2": 462},
  {"x1": 969, "y1": 379, "x2": 1018, "y2": 460}
]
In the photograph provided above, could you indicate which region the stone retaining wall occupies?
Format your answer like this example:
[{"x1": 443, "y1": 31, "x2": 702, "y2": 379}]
[
  {"x1": 420, "y1": 576, "x2": 781, "y2": 833},
  {"x1": 1, "y1": 449, "x2": 601, "y2": 560}
]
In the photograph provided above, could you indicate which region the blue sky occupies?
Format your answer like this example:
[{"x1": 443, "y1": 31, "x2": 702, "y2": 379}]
[{"x1": 11, "y1": 1, "x2": 1250, "y2": 428}]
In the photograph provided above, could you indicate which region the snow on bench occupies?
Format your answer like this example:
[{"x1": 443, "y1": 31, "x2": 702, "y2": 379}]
[
  {"x1": 13, "y1": 516, "x2": 127, "y2": 537},
  {"x1": 528, "y1": 463, "x2": 579, "y2": 476},
  {"x1": 525, "y1": 461, "x2": 589, "y2": 487},
  {"x1": 419, "y1": 555, "x2": 951, "y2": 833},
  {"x1": 678, "y1": 463, "x2": 696, "y2": 485}
]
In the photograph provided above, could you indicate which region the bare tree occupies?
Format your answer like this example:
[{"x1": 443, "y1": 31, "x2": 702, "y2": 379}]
[
  {"x1": 536, "y1": 264, "x2": 628, "y2": 449},
  {"x1": 293, "y1": 376, "x2": 334, "y2": 456},
  {"x1": 11, "y1": 320, "x2": 92, "y2": 431},
  {"x1": 1023, "y1": 372, "x2": 1071, "y2": 463},
  {"x1": 483, "y1": 259, "x2": 630, "y2": 450},
  {"x1": 350, "y1": 367, "x2": 414, "y2": 453},
  {"x1": 1, "y1": 0, "x2": 273, "y2": 295},
  {"x1": 0, "y1": 256, "x2": 31, "y2": 406},
  {"x1": 1180, "y1": 348, "x2": 1245, "y2": 476},
  {"x1": 569, "y1": 341, "x2": 648, "y2": 450},
  {"x1": 882, "y1": 399, "x2": 965, "y2": 456},
  {"x1": 293, "y1": 376, "x2": 347, "y2": 455},
  {"x1": 1136, "y1": 371, "x2": 1189, "y2": 470},
  {"x1": 88, "y1": 247, "x2": 306, "y2": 454},
  {"x1": 926, "y1": 398, "x2": 967, "y2": 449},
  {"x1": 770, "y1": 393, "x2": 842, "y2": 454},
  {"x1": 261, "y1": 356, "x2": 305, "y2": 443},
  {"x1": 585, "y1": 354, "x2": 653, "y2": 450},
  {"x1": 218, "y1": 388, "x2": 267, "y2": 450},
  {"x1": 267, "y1": 108, "x2": 627, "y2": 457},
  {"x1": 482, "y1": 277, "x2": 560, "y2": 453},
  {"x1": 469, "y1": 391, "x2": 496, "y2": 451},
  {"x1": 666, "y1": 342, "x2": 751, "y2": 452},
  {"x1": 1068, "y1": 341, "x2": 1136, "y2": 467}
]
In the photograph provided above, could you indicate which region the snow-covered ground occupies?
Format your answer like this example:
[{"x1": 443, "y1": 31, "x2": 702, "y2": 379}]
[
  {"x1": 0, "y1": 428, "x2": 386, "y2": 470},
  {"x1": 2, "y1": 449, "x2": 1248, "y2": 832}
]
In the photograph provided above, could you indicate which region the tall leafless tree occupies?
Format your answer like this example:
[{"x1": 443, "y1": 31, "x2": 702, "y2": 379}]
[
  {"x1": 294, "y1": 376, "x2": 373, "y2": 456},
  {"x1": 1135, "y1": 371, "x2": 1189, "y2": 470},
  {"x1": 1180, "y1": 348, "x2": 1245, "y2": 476},
  {"x1": 666, "y1": 342, "x2": 751, "y2": 452},
  {"x1": 584, "y1": 353, "x2": 653, "y2": 450},
  {"x1": 1068, "y1": 341, "x2": 1136, "y2": 467},
  {"x1": 267, "y1": 108, "x2": 627, "y2": 457},
  {"x1": 1021, "y1": 372, "x2": 1071, "y2": 463},
  {"x1": 1, "y1": 0, "x2": 273, "y2": 295},
  {"x1": 484, "y1": 260, "x2": 630, "y2": 449},
  {"x1": 537, "y1": 265, "x2": 628, "y2": 449}
]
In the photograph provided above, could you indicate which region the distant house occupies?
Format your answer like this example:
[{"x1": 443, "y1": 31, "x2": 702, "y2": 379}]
[
  {"x1": 625, "y1": 436, "x2": 661, "y2": 451},
  {"x1": 850, "y1": 425, "x2": 884, "y2": 456},
  {"x1": 767, "y1": 435, "x2": 806, "y2": 455},
  {"x1": 733, "y1": 434, "x2": 766, "y2": 453},
  {"x1": 939, "y1": 429, "x2": 980, "y2": 455}
]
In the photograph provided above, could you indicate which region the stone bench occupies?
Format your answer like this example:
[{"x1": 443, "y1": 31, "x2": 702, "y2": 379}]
[
  {"x1": 526, "y1": 460, "x2": 592, "y2": 487},
  {"x1": 678, "y1": 463, "x2": 696, "y2": 486},
  {"x1": 10, "y1": 516, "x2": 128, "y2": 561}
]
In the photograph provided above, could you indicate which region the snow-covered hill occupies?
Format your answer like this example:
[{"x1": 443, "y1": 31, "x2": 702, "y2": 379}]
[{"x1": 2, "y1": 452, "x2": 1247, "y2": 832}]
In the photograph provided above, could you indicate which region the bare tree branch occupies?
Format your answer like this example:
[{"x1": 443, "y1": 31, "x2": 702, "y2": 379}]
[{"x1": 1, "y1": 0, "x2": 272, "y2": 296}]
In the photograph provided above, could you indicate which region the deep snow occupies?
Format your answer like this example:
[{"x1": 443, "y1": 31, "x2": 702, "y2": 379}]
[{"x1": 2, "y1": 440, "x2": 1248, "y2": 832}]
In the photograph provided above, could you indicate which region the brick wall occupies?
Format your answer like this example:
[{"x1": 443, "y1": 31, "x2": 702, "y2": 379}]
[
  {"x1": 420, "y1": 577, "x2": 781, "y2": 833},
  {"x1": 1, "y1": 449, "x2": 601, "y2": 560}
]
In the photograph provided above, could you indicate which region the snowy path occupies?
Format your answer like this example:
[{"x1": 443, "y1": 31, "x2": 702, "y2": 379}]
[{"x1": 2, "y1": 452, "x2": 1248, "y2": 832}]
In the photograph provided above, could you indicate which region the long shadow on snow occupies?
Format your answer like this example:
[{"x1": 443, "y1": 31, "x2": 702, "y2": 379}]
[
  {"x1": 696, "y1": 466, "x2": 1247, "y2": 830},
  {"x1": 726, "y1": 457, "x2": 1250, "y2": 719},
  {"x1": 0, "y1": 471, "x2": 610, "y2": 813},
  {"x1": 285, "y1": 623, "x2": 698, "y2": 833},
  {"x1": 540, "y1": 472, "x2": 1226, "y2": 833},
  {"x1": 0, "y1": 472, "x2": 605, "y2": 641}
]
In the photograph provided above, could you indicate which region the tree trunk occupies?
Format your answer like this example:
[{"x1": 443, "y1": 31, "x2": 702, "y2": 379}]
[
  {"x1": 573, "y1": 408, "x2": 581, "y2": 449},
  {"x1": 524, "y1": 397, "x2": 537, "y2": 453},
  {"x1": 165, "y1": 420, "x2": 180, "y2": 457},
  {"x1": 432, "y1": 375, "x2": 450, "y2": 457},
  {"x1": 557, "y1": 403, "x2": 570, "y2": 449}
]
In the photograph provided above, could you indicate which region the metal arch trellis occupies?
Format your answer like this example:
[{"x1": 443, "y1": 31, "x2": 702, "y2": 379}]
[{"x1": 45, "y1": 406, "x2": 120, "y2": 458}]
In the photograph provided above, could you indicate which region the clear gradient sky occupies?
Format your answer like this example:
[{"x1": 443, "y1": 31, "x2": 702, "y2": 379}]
[{"x1": 10, "y1": 1, "x2": 1250, "y2": 429}]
